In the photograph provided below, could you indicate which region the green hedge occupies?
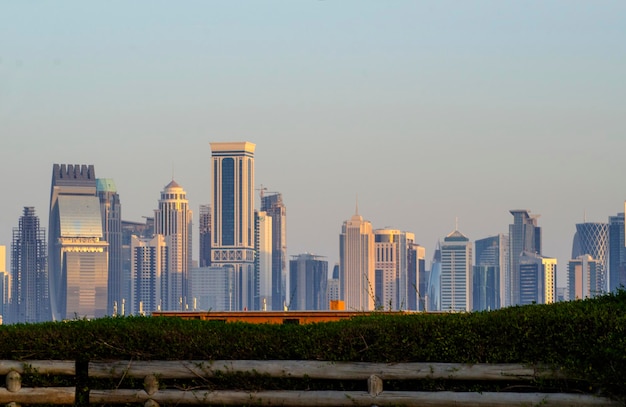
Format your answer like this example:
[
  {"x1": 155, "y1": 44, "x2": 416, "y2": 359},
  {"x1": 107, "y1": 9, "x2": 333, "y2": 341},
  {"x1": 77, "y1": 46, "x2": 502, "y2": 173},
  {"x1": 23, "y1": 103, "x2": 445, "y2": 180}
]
[{"x1": 1, "y1": 290, "x2": 625, "y2": 398}]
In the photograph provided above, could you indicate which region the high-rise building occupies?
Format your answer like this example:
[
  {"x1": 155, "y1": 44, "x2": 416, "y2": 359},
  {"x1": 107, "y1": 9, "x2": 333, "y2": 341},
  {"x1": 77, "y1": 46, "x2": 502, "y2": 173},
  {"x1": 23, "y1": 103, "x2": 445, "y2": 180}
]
[
  {"x1": 289, "y1": 254, "x2": 328, "y2": 311},
  {"x1": 571, "y1": 222, "x2": 609, "y2": 294},
  {"x1": 210, "y1": 142, "x2": 256, "y2": 311},
  {"x1": 374, "y1": 229, "x2": 418, "y2": 311},
  {"x1": 0, "y1": 245, "x2": 10, "y2": 324},
  {"x1": 190, "y1": 266, "x2": 235, "y2": 311},
  {"x1": 327, "y1": 263, "x2": 340, "y2": 306},
  {"x1": 427, "y1": 243, "x2": 442, "y2": 311},
  {"x1": 154, "y1": 180, "x2": 193, "y2": 311},
  {"x1": 408, "y1": 243, "x2": 426, "y2": 311},
  {"x1": 120, "y1": 218, "x2": 154, "y2": 315},
  {"x1": 255, "y1": 210, "x2": 272, "y2": 310},
  {"x1": 48, "y1": 164, "x2": 108, "y2": 321},
  {"x1": 473, "y1": 234, "x2": 509, "y2": 311},
  {"x1": 199, "y1": 204, "x2": 212, "y2": 268},
  {"x1": 440, "y1": 229, "x2": 473, "y2": 312},
  {"x1": 509, "y1": 210, "x2": 541, "y2": 306},
  {"x1": 568, "y1": 254, "x2": 599, "y2": 300},
  {"x1": 339, "y1": 208, "x2": 375, "y2": 311},
  {"x1": 97, "y1": 179, "x2": 122, "y2": 316},
  {"x1": 131, "y1": 235, "x2": 167, "y2": 315},
  {"x1": 260, "y1": 192, "x2": 287, "y2": 312},
  {"x1": 608, "y1": 211, "x2": 626, "y2": 292},
  {"x1": 519, "y1": 251, "x2": 557, "y2": 305}
]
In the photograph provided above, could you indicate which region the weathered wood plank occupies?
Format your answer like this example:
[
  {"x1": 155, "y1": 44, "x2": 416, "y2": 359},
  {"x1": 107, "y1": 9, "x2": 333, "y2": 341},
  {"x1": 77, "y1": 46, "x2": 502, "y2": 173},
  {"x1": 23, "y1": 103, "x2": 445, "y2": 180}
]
[
  {"x1": 89, "y1": 360, "x2": 563, "y2": 381},
  {"x1": 0, "y1": 387, "x2": 75, "y2": 404},
  {"x1": 89, "y1": 389, "x2": 621, "y2": 406},
  {"x1": 0, "y1": 360, "x2": 75, "y2": 375}
]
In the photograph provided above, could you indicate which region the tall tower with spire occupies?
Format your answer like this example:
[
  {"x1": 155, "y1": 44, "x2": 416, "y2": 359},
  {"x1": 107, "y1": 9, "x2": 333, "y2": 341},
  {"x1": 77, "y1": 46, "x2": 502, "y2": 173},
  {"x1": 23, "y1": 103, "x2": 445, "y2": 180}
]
[
  {"x1": 339, "y1": 204, "x2": 375, "y2": 311},
  {"x1": 154, "y1": 180, "x2": 192, "y2": 311}
]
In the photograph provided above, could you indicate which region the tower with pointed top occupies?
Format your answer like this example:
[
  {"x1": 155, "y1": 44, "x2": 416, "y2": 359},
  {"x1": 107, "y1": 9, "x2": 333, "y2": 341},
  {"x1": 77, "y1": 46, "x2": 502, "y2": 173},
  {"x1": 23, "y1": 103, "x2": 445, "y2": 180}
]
[
  {"x1": 339, "y1": 206, "x2": 375, "y2": 311},
  {"x1": 154, "y1": 180, "x2": 193, "y2": 311},
  {"x1": 440, "y1": 229, "x2": 473, "y2": 312},
  {"x1": 210, "y1": 142, "x2": 256, "y2": 311}
]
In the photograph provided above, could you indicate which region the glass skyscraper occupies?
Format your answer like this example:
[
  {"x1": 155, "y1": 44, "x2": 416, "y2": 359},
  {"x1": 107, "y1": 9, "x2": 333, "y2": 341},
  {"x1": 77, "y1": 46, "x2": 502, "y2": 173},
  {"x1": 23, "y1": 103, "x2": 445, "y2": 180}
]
[
  {"x1": 473, "y1": 234, "x2": 508, "y2": 311},
  {"x1": 48, "y1": 164, "x2": 108, "y2": 321},
  {"x1": 571, "y1": 222, "x2": 608, "y2": 294},
  {"x1": 97, "y1": 179, "x2": 122, "y2": 316},
  {"x1": 608, "y1": 211, "x2": 626, "y2": 292},
  {"x1": 10, "y1": 207, "x2": 50, "y2": 323},
  {"x1": 509, "y1": 210, "x2": 541, "y2": 306},
  {"x1": 289, "y1": 253, "x2": 328, "y2": 310},
  {"x1": 210, "y1": 142, "x2": 256, "y2": 311},
  {"x1": 260, "y1": 192, "x2": 287, "y2": 312}
]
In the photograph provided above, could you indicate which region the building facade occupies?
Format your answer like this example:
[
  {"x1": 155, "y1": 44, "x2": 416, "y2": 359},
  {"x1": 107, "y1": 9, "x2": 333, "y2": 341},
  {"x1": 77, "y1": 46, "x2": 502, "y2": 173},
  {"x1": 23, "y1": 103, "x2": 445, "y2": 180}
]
[
  {"x1": 568, "y1": 254, "x2": 599, "y2": 300},
  {"x1": 97, "y1": 179, "x2": 122, "y2": 316},
  {"x1": 608, "y1": 211, "x2": 626, "y2": 292},
  {"x1": 509, "y1": 210, "x2": 541, "y2": 306},
  {"x1": 289, "y1": 254, "x2": 328, "y2": 311},
  {"x1": 440, "y1": 230, "x2": 473, "y2": 312},
  {"x1": 10, "y1": 207, "x2": 50, "y2": 323},
  {"x1": 198, "y1": 204, "x2": 212, "y2": 268},
  {"x1": 473, "y1": 234, "x2": 509, "y2": 311},
  {"x1": 519, "y1": 251, "x2": 557, "y2": 305},
  {"x1": 339, "y1": 209, "x2": 375, "y2": 311},
  {"x1": 260, "y1": 192, "x2": 287, "y2": 312},
  {"x1": 374, "y1": 229, "x2": 418, "y2": 311},
  {"x1": 48, "y1": 164, "x2": 108, "y2": 321},
  {"x1": 154, "y1": 180, "x2": 193, "y2": 311},
  {"x1": 255, "y1": 210, "x2": 272, "y2": 310},
  {"x1": 210, "y1": 142, "x2": 256, "y2": 311},
  {"x1": 571, "y1": 222, "x2": 608, "y2": 294},
  {"x1": 0, "y1": 246, "x2": 9, "y2": 324},
  {"x1": 131, "y1": 234, "x2": 167, "y2": 315}
]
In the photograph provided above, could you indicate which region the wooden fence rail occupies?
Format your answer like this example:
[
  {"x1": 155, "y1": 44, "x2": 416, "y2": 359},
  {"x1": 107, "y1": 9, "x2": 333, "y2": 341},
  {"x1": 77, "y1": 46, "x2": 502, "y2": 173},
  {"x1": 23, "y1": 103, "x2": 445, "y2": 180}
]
[{"x1": 0, "y1": 360, "x2": 620, "y2": 406}]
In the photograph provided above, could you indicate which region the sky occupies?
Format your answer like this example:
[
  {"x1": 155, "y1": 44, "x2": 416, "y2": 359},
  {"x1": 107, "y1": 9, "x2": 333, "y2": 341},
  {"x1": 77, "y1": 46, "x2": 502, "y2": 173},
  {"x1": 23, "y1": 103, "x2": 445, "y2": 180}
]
[{"x1": 1, "y1": 1, "x2": 625, "y2": 286}]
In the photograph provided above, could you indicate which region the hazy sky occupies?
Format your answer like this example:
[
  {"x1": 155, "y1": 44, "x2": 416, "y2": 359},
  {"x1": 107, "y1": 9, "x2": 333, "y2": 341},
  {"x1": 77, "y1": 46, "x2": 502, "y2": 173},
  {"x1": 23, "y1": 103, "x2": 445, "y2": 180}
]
[{"x1": 1, "y1": 1, "x2": 625, "y2": 285}]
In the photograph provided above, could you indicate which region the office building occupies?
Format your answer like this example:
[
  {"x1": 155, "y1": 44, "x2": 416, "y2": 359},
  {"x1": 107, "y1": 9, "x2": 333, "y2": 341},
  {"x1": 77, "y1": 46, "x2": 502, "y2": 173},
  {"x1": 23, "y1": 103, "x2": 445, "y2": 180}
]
[
  {"x1": 608, "y1": 211, "x2": 626, "y2": 292},
  {"x1": 374, "y1": 229, "x2": 418, "y2": 310},
  {"x1": 289, "y1": 253, "x2": 328, "y2": 310},
  {"x1": 568, "y1": 255, "x2": 600, "y2": 300},
  {"x1": 199, "y1": 204, "x2": 212, "y2": 268},
  {"x1": 440, "y1": 229, "x2": 473, "y2": 312},
  {"x1": 48, "y1": 164, "x2": 108, "y2": 321},
  {"x1": 260, "y1": 192, "x2": 287, "y2": 312},
  {"x1": 210, "y1": 142, "x2": 256, "y2": 311},
  {"x1": 571, "y1": 222, "x2": 608, "y2": 294},
  {"x1": 131, "y1": 235, "x2": 167, "y2": 315},
  {"x1": 427, "y1": 243, "x2": 442, "y2": 312},
  {"x1": 190, "y1": 266, "x2": 235, "y2": 311},
  {"x1": 339, "y1": 208, "x2": 375, "y2": 311},
  {"x1": 255, "y1": 210, "x2": 272, "y2": 310},
  {"x1": 0, "y1": 246, "x2": 9, "y2": 324},
  {"x1": 519, "y1": 251, "x2": 557, "y2": 305},
  {"x1": 327, "y1": 263, "x2": 340, "y2": 306},
  {"x1": 473, "y1": 234, "x2": 509, "y2": 311},
  {"x1": 154, "y1": 180, "x2": 193, "y2": 311},
  {"x1": 97, "y1": 179, "x2": 122, "y2": 316},
  {"x1": 120, "y1": 218, "x2": 154, "y2": 315},
  {"x1": 408, "y1": 243, "x2": 426, "y2": 311},
  {"x1": 10, "y1": 208, "x2": 50, "y2": 323},
  {"x1": 509, "y1": 210, "x2": 542, "y2": 306}
]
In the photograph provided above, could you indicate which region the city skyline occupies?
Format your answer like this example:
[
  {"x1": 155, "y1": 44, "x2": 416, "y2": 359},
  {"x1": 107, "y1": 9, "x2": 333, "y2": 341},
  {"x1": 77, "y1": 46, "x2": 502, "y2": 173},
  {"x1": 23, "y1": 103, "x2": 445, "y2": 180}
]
[{"x1": 1, "y1": 1, "x2": 625, "y2": 288}]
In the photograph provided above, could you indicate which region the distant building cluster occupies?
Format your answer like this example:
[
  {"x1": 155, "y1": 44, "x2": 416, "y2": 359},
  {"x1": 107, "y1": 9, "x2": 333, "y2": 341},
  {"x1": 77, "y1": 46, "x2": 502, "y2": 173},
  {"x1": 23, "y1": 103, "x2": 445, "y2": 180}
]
[{"x1": 0, "y1": 141, "x2": 625, "y2": 323}]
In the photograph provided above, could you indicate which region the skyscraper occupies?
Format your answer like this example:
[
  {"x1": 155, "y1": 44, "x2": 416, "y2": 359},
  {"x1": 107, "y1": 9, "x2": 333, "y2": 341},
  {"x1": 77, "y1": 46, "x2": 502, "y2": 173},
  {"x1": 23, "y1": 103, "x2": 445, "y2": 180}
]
[
  {"x1": 0, "y1": 246, "x2": 10, "y2": 324},
  {"x1": 374, "y1": 229, "x2": 416, "y2": 310},
  {"x1": 97, "y1": 179, "x2": 122, "y2": 316},
  {"x1": 255, "y1": 210, "x2": 272, "y2": 310},
  {"x1": 210, "y1": 142, "x2": 256, "y2": 311},
  {"x1": 440, "y1": 229, "x2": 473, "y2": 312},
  {"x1": 289, "y1": 253, "x2": 328, "y2": 310},
  {"x1": 519, "y1": 252, "x2": 557, "y2": 305},
  {"x1": 408, "y1": 243, "x2": 426, "y2": 311},
  {"x1": 154, "y1": 180, "x2": 193, "y2": 311},
  {"x1": 10, "y1": 207, "x2": 50, "y2": 323},
  {"x1": 48, "y1": 164, "x2": 108, "y2": 321},
  {"x1": 121, "y1": 218, "x2": 154, "y2": 315},
  {"x1": 608, "y1": 211, "x2": 626, "y2": 292},
  {"x1": 198, "y1": 204, "x2": 212, "y2": 268},
  {"x1": 131, "y1": 234, "x2": 167, "y2": 315},
  {"x1": 427, "y1": 243, "x2": 442, "y2": 311},
  {"x1": 509, "y1": 210, "x2": 541, "y2": 306},
  {"x1": 568, "y1": 254, "x2": 599, "y2": 300},
  {"x1": 572, "y1": 222, "x2": 609, "y2": 294},
  {"x1": 473, "y1": 234, "x2": 509, "y2": 311},
  {"x1": 260, "y1": 192, "x2": 287, "y2": 312},
  {"x1": 339, "y1": 208, "x2": 375, "y2": 311}
]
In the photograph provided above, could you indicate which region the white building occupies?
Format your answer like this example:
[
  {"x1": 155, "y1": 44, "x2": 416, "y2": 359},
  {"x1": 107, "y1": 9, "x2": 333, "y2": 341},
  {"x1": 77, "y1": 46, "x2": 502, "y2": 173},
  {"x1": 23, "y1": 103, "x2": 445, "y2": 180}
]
[
  {"x1": 131, "y1": 234, "x2": 167, "y2": 315},
  {"x1": 255, "y1": 210, "x2": 272, "y2": 310},
  {"x1": 440, "y1": 230, "x2": 473, "y2": 312}
]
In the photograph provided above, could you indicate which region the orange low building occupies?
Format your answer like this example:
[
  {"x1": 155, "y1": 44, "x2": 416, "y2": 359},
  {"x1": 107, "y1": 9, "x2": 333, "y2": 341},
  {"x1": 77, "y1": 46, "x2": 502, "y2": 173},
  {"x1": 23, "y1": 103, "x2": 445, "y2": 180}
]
[{"x1": 151, "y1": 310, "x2": 411, "y2": 324}]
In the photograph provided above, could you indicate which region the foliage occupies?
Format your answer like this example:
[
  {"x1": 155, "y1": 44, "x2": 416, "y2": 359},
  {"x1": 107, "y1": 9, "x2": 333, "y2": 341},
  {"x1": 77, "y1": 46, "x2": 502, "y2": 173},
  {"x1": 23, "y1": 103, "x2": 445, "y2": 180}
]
[{"x1": 1, "y1": 290, "x2": 625, "y2": 399}]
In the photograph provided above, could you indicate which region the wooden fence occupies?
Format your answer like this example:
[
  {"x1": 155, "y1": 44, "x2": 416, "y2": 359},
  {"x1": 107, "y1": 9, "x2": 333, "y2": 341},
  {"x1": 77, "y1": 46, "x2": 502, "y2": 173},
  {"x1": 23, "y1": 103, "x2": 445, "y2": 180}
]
[{"x1": 0, "y1": 359, "x2": 620, "y2": 406}]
